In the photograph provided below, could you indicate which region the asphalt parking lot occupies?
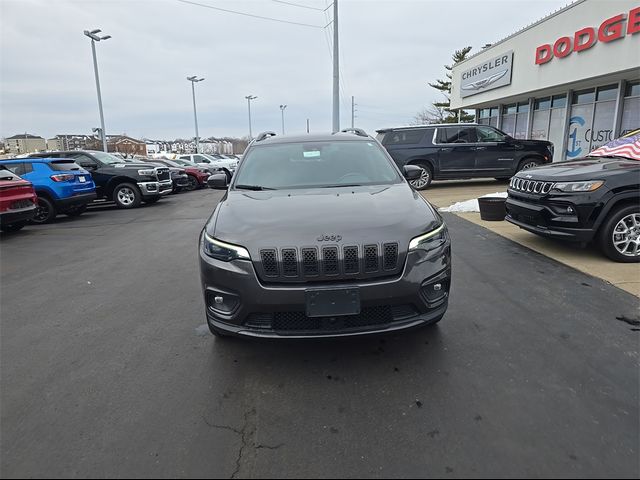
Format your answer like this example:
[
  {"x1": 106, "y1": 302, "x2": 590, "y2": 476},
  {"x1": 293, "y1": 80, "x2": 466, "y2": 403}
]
[{"x1": 1, "y1": 189, "x2": 638, "y2": 478}]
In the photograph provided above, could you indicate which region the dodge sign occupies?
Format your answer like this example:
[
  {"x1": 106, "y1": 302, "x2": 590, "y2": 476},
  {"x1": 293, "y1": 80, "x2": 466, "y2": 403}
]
[{"x1": 460, "y1": 51, "x2": 513, "y2": 98}]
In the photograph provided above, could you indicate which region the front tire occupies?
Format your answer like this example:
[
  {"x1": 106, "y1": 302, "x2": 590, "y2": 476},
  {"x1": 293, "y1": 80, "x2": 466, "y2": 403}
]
[
  {"x1": 113, "y1": 183, "x2": 142, "y2": 209},
  {"x1": 598, "y1": 205, "x2": 640, "y2": 263},
  {"x1": 517, "y1": 158, "x2": 540, "y2": 173},
  {"x1": 185, "y1": 175, "x2": 198, "y2": 191},
  {"x1": 409, "y1": 162, "x2": 433, "y2": 190},
  {"x1": 31, "y1": 196, "x2": 57, "y2": 224}
]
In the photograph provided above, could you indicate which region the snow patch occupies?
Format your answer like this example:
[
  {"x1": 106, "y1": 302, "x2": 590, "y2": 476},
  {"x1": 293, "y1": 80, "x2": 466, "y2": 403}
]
[{"x1": 439, "y1": 192, "x2": 508, "y2": 213}]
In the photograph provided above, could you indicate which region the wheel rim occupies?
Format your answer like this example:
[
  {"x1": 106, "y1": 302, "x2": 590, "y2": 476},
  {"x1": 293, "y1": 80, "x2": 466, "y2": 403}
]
[
  {"x1": 410, "y1": 168, "x2": 430, "y2": 189},
  {"x1": 117, "y1": 187, "x2": 136, "y2": 206},
  {"x1": 187, "y1": 177, "x2": 197, "y2": 190},
  {"x1": 520, "y1": 162, "x2": 538, "y2": 171},
  {"x1": 33, "y1": 200, "x2": 50, "y2": 222},
  {"x1": 612, "y1": 213, "x2": 640, "y2": 257}
]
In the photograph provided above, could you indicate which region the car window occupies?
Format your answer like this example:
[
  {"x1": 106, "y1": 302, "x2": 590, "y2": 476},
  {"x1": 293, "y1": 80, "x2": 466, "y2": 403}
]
[
  {"x1": 70, "y1": 154, "x2": 98, "y2": 169},
  {"x1": 437, "y1": 127, "x2": 476, "y2": 144},
  {"x1": 2, "y1": 163, "x2": 25, "y2": 176},
  {"x1": 194, "y1": 155, "x2": 210, "y2": 163},
  {"x1": 234, "y1": 140, "x2": 401, "y2": 190},
  {"x1": 382, "y1": 129, "x2": 426, "y2": 146},
  {"x1": 476, "y1": 126, "x2": 507, "y2": 142},
  {"x1": 49, "y1": 160, "x2": 82, "y2": 171}
]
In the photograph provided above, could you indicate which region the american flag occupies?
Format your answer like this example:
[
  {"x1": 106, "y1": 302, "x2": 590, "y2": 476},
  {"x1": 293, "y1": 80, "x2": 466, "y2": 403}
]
[{"x1": 590, "y1": 132, "x2": 640, "y2": 161}]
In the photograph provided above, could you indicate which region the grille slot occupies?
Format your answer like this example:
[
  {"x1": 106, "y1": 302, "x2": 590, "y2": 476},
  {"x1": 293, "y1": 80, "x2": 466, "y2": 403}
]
[
  {"x1": 260, "y1": 249, "x2": 278, "y2": 277},
  {"x1": 343, "y1": 246, "x2": 359, "y2": 274},
  {"x1": 511, "y1": 178, "x2": 555, "y2": 195},
  {"x1": 364, "y1": 245, "x2": 379, "y2": 272},
  {"x1": 272, "y1": 305, "x2": 406, "y2": 332},
  {"x1": 383, "y1": 243, "x2": 398, "y2": 270},
  {"x1": 322, "y1": 247, "x2": 339, "y2": 276},
  {"x1": 302, "y1": 248, "x2": 319, "y2": 276},
  {"x1": 282, "y1": 249, "x2": 298, "y2": 277}
]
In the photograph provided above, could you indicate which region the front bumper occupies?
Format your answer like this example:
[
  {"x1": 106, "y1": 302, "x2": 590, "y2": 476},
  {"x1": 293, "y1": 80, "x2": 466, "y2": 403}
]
[
  {"x1": 505, "y1": 193, "x2": 596, "y2": 243},
  {"x1": 138, "y1": 180, "x2": 173, "y2": 197},
  {"x1": 199, "y1": 240, "x2": 451, "y2": 338}
]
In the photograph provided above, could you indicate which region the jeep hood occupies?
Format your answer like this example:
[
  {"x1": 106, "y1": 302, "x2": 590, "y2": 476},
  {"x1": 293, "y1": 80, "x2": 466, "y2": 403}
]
[
  {"x1": 207, "y1": 184, "x2": 441, "y2": 253},
  {"x1": 515, "y1": 157, "x2": 640, "y2": 181}
]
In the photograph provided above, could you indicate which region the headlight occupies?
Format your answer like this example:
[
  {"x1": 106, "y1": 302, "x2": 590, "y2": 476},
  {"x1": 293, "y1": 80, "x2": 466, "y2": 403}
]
[
  {"x1": 202, "y1": 233, "x2": 250, "y2": 261},
  {"x1": 409, "y1": 223, "x2": 447, "y2": 251},
  {"x1": 138, "y1": 169, "x2": 156, "y2": 176},
  {"x1": 552, "y1": 180, "x2": 604, "y2": 193}
]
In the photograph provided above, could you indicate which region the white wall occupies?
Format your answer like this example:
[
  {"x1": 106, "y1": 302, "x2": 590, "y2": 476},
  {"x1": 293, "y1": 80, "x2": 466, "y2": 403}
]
[{"x1": 451, "y1": 0, "x2": 639, "y2": 109}]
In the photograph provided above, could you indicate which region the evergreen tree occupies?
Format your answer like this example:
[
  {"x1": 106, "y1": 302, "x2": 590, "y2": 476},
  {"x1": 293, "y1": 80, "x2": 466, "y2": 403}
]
[{"x1": 427, "y1": 46, "x2": 475, "y2": 123}]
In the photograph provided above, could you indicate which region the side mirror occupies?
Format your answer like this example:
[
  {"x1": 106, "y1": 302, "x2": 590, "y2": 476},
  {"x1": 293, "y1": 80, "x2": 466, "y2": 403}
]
[
  {"x1": 83, "y1": 164, "x2": 98, "y2": 171},
  {"x1": 403, "y1": 165, "x2": 422, "y2": 180},
  {"x1": 207, "y1": 173, "x2": 228, "y2": 189}
]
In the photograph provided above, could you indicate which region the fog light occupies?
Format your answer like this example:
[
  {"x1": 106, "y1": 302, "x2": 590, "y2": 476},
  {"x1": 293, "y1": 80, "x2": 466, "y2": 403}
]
[
  {"x1": 421, "y1": 277, "x2": 450, "y2": 303},
  {"x1": 207, "y1": 290, "x2": 239, "y2": 314},
  {"x1": 433, "y1": 283, "x2": 442, "y2": 291},
  {"x1": 567, "y1": 206, "x2": 575, "y2": 214},
  {"x1": 147, "y1": 184, "x2": 157, "y2": 191}
]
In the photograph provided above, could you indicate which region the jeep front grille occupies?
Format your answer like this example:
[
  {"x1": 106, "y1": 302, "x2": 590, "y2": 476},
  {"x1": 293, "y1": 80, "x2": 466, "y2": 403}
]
[
  {"x1": 256, "y1": 242, "x2": 402, "y2": 283},
  {"x1": 510, "y1": 177, "x2": 554, "y2": 194}
]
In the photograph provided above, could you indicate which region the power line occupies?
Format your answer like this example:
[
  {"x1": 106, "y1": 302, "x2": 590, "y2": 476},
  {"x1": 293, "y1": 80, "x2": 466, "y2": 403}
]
[
  {"x1": 177, "y1": 0, "x2": 324, "y2": 29},
  {"x1": 272, "y1": 0, "x2": 324, "y2": 11}
]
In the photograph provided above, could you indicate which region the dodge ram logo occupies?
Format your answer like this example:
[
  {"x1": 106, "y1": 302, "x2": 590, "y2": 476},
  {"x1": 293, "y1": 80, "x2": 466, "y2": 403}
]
[{"x1": 317, "y1": 234, "x2": 342, "y2": 242}]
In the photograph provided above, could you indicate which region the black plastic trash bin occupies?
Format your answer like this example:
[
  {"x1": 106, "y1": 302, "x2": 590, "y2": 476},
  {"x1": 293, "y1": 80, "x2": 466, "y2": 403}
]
[{"x1": 478, "y1": 197, "x2": 507, "y2": 221}]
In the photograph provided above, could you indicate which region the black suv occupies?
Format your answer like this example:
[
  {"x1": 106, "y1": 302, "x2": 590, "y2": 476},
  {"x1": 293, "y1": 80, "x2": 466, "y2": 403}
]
[
  {"x1": 199, "y1": 130, "x2": 452, "y2": 338},
  {"x1": 506, "y1": 131, "x2": 640, "y2": 262},
  {"x1": 376, "y1": 124, "x2": 554, "y2": 189},
  {"x1": 30, "y1": 150, "x2": 172, "y2": 208}
]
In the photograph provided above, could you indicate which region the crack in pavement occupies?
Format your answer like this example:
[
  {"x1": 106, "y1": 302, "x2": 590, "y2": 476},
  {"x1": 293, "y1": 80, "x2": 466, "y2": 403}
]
[{"x1": 204, "y1": 409, "x2": 278, "y2": 479}]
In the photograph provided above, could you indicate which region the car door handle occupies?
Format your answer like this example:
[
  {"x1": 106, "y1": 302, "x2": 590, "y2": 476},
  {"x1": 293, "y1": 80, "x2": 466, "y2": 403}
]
[{"x1": 475, "y1": 146, "x2": 488, "y2": 150}]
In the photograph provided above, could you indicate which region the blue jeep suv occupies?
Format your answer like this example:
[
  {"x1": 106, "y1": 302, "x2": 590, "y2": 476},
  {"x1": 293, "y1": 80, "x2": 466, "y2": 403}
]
[{"x1": 0, "y1": 158, "x2": 97, "y2": 223}]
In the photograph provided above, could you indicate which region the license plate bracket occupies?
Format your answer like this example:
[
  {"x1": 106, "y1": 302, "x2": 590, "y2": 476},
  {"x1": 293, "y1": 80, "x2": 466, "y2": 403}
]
[{"x1": 306, "y1": 288, "x2": 360, "y2": 318}]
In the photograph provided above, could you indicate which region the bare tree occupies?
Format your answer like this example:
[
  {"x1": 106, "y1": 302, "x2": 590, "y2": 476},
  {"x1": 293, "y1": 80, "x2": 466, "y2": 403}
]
[{"x1": 412, "y1": 104, "x2": 448, "y2": 125}]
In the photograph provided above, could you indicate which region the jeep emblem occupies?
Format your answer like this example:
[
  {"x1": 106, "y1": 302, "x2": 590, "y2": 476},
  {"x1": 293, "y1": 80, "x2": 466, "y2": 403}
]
[{"x1": 317, "y1": 234, "x2": 342, "y2": 242}]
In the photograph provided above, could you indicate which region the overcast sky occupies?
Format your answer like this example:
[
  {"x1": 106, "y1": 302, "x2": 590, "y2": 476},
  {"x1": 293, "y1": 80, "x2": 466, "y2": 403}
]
[{"x1": 1, "y1": 0, "x2": 570, "y2": 140}]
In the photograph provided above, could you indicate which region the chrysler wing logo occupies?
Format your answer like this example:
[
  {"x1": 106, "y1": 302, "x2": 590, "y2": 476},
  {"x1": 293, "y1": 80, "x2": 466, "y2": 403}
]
[
  {"x1": 317, "y1": 234, "x2": 342, "y2": 242},
  {"x1": 461, "y1": 69, "x2": 508, "y2": 91}
]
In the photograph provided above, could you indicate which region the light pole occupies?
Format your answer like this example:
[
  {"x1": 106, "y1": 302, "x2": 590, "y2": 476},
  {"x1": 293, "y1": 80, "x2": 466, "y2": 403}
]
[
  {"x1": 279, "y1": 105, "x2": 287, "y2": 135},
  {"x1": 84, "y1": 28, "x2": 111, "y2": 152},
  {"x1": 245, "y1": 95, "x2": 257, "y2": 140},
  {"x1": 187, "y1": 76, "x2": 205, "y2": 154}
]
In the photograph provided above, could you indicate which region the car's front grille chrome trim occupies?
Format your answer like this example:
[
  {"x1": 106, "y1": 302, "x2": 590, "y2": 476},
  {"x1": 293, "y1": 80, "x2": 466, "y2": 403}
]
[{"x1": 510, "y1": 178, "x2": 555, "y2": 195}]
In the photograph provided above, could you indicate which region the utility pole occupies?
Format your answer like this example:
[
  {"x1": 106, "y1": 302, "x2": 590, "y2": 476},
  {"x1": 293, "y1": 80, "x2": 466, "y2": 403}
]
[
  {"x1": 280, "y1": 105, "x2": 287, "y2": 135},
  {"x1": 187, "y1": 76, "x2": 205, "y2": 153},
  {"x1": 245, "y1": 95, "x2": 257, "y2": 140},
  {"x1": 84, "y1": 29, "x2": 111, "y2": 152},
  {"x1": 332, "y1": 0, "x2": 340, "y2": 133},
  {"x1": 306, "y1": 118, "x2": 310, "y2": 133},
  {"x1": 351, "y1": 96, "x2": 355, "y2": 128}
]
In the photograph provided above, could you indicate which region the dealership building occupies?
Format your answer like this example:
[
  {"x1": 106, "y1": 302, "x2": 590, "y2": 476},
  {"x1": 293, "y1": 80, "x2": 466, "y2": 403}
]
[{"x1": 450, "y1": 0, "x2": 639, "y2": 161}]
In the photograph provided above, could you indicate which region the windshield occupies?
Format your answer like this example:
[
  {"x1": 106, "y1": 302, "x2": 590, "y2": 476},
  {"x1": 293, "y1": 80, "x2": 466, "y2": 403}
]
[
  {"x1": 173, "y1": 159, "x2": 197, "y2": 167},
  {"x1": 91, "y1": 151, "x2": 126, "y2": 165},
  {"x1": 233, "y1": 140, "x2": 401, "y2": 190}
]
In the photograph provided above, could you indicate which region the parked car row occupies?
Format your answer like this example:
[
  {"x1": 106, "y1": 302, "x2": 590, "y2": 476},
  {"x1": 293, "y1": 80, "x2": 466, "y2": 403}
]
[{"x1": 0, "y1": 150, "x2": 225, "y2": 231}]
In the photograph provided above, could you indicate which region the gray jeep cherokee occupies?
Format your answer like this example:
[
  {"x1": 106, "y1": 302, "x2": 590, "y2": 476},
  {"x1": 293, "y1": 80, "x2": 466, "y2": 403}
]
[{"x1": 198, "y1": 130, "x2": 452, "y2": 338}]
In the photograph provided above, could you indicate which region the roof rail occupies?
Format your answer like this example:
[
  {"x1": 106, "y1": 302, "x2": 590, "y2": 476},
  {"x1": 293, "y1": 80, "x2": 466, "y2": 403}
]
[
  {"x1": 255, "y1": 131, "x2": 277, "y2": 142},
  {"x1": 337, "y1": 128, "x2": 368, "y2": 137}
]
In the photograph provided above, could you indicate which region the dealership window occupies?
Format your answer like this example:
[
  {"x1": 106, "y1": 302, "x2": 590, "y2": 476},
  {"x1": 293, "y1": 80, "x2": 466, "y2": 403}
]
[
  {"x1": 478, "y1": 107, "x2": 499, "y2": 127},
  {"x1": 531, "y1": 95, "x2": 566, "y2": 161},
  {"x1": 620, "y1": 80, "x2": 640, "y2": 136},
  {"x1": 566, "y1": 85, "x2": 618, "y2": 159},
  {"x1": 501, "y1": 102, "x2": 529, "y2": 138}
]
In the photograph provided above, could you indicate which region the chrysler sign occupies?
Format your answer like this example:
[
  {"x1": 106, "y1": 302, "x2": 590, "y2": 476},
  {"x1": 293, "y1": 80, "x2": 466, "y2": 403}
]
[{"x1": 460, "y1": 51, "x2": 513, "y2": 98}]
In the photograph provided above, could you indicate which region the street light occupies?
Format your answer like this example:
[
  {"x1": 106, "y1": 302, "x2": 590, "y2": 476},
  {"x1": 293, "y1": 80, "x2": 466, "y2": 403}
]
[
  {"x1": 84, "y1": 28, "x2": 111, "y2": 152},
  {"x1": 245, "y1": 95, "x2": 257, "y2": 140},
  {"x1": 279, "y1": 105, "x2": 287, "y2": 135},
  {"x1": 187, "y1": 76, "x2": 205, "y2": 154}
]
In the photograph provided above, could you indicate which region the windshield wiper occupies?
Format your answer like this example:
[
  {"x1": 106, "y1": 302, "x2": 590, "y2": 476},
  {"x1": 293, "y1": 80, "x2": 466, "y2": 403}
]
[
  {"x1": 235, "y1": 184, "x2": 276, "y2": 191},
  {"x1": 320, "y1": 183, "x2": 363, "y2": 188}
]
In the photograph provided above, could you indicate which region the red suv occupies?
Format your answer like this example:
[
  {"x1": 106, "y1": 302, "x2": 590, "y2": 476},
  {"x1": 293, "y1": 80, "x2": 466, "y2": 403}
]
[{"x1": 0, "y1": 167, "x2": 38, "y2": 232}]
